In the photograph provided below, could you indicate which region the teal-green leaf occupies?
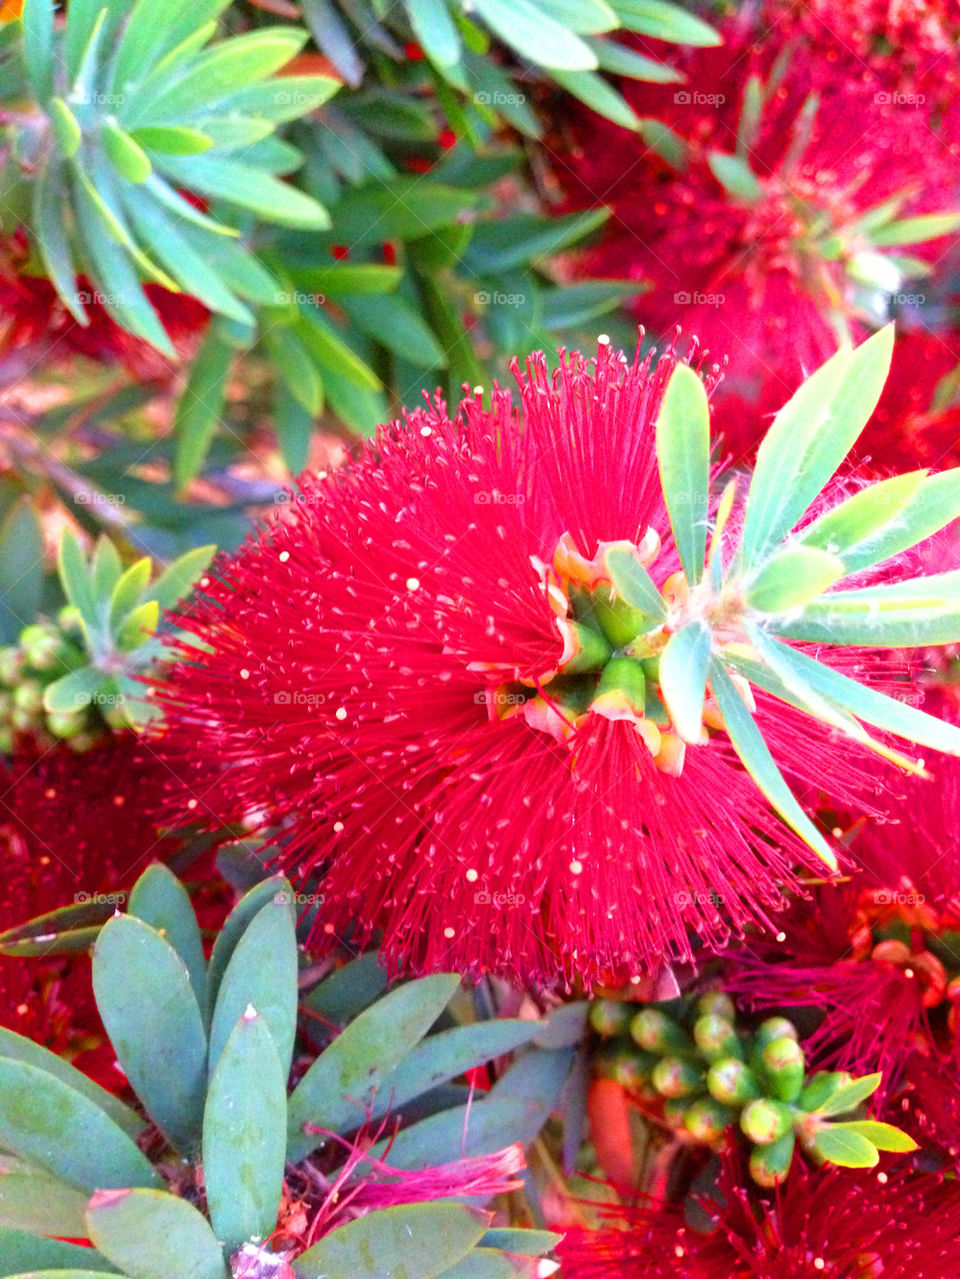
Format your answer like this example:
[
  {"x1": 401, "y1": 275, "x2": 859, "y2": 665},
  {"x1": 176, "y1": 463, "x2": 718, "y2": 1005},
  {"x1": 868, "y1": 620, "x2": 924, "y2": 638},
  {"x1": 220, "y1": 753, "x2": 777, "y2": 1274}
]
[
  {"x1": 0, "y1": 1170, "x2": 92, "y2": 1238},
  {"x1": 92, "y1": 915, "x2": 208, "y2": 1156},
  {"x1": 811, "y1": 1126, "x2": 879, "y2": 1169},
  {"x1": 659, "y1": 622, "x2": 711, "y2": 744},
  {"x1": 287, "y1": 974, "x2": 460, "y2": 1162},
  {"x1": 746, "y1": 545, "x2": 845, "y2": 612},
  {"x1": 551, "y1": 70, "x2": 639, "y2": 129},
  {"x1": 478, "y1": 1229, "x2": 561, "y2": 1256},
  {"x1": 611, "y1": 0, "x2": 720, "y2": 45},
  {"x1": 339, "y1": 293, "x2": 446, "y2": 368},
  {"x1": 155, "y1": 156, "x2": 330, "y2": 231},
  {"x1": 590, "y1": 37, "x2": 682, "y2": 82},
  {"x1": 772, "y1": 594, "x2": 960, "y2": 647},
  {"x1": 656, "y1": 362, "x2": 711, "y2": 583},
  {"x1": 0, "y1": 1226, "x2": 119, "y2": 1274},
  {"x1": 408, "y1": 0, "x2": 462, "y2": 67},
  {"x1": 0, "y1": 1028, "x2": 143, "y2": 1140},
  {"x1": 295, "y1": 312, "x2": 382, "y2": 391},
  {"x1": 275, "y1": 382, "x2": 316, "y2": 474},
  {"x1": 48, "y1": 98, "x2": 83, "y2": 159},
  {"x1": 42, "y1": 665, "x2": 103, "y2": 716},
  {"x1": 707, "y1": 151, "x2": 762, "y2": 203},
  {"x1": 264, "y1": 326, "x2": 324, "y2": 413},
  {"x1": 709, "y1": 659, "x2": 837, "y2": 868},
  {"x1": 32, "y1": 160, "x2": 87, "y2": 326},
  {"x1": 462, "y1": 209, "x2": 608, "y2": 275},
  {"x1": 102, "y1": 120, "x2": 152, "y2": 185},
  {"x1": 794, "y1": 469, "x2": 928, "y2": 569},
  {"x1": 203, "y1": 1010, "x2": 286, "y2": 1255},
  {"x1": 434, "y1": 1250, "x2": 539, "y2": 1278},
  {"x1": 127, "y1": 864, "x2": 207, "y2": 1010},
  {"x1": 150, "y1": 544, "x2": 216, "y2": 611},
  {"x1": 86, "y1": 1189, "x2": 228, "y2": 1279},
  {"x1": 172, "y1": 326, "x2": 233, "y2": 490},
  {"x1": 826, "y1": 1119, "x2": 917, "y2": 1152},
  {"x1": 293, "y1": 1201, "x2": 488, "y2": 1278},
  {"x1": 22, "y1": 0, "x2": 55, "y2": 101},
  {"x1": 0, "y1": 498, "x2": 44, "y2": 644},
  {"x1": 206, "y1": 876, "x2": 291, "y2": 1023},
  {"x1": 0, "y1": 1058, "x2": 162, "y2": 1192},
  {"x1": 370, "y1": 1096, "x2": 531, "y2": 1170},
  {"x1": 301, "y1": 952, "x2": 389, "y2": 1024},
  {"x1": 871, "y1": 212, "x2": 960, "y2": 246},
  {"x1": 219, "y1": 75, "x2": 340, "y2": 122},
  {"x1": 740, "y1": 326, "x2": 895, "y2": 568},
  {"x1": 207, "y1": 895, "x2": 298, "y2": 1076},
  {"x1": 472, "y1": 0, "x2": 596, "y2": 70},
  {"x1": 603, "y1": 543, "x2": 666, "y2": 618}
]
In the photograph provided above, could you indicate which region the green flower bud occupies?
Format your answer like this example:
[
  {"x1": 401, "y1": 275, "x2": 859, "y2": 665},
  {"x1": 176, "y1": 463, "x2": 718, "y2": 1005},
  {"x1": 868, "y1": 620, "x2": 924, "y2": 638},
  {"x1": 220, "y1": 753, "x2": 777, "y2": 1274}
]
[
  {"x1": 589, "y1": 998, "x2": 634, "y2": 1038},
  {"x1": 613, "y1": 1051, "x2": 657, "y2": 1096},
  {"x1": 663, "y1": 1097, "x2": 690, "y2": 1130},
  {"x1": 12, "y1": 680, "x2": 44, "y2": 714},
  {"x1": 693, "y1": 1013, "x2": 743, "y2": 1062},
  {"x1": 749, "y1": 1130, "x2": 796, "y2": 1187},
  {"x1": 0, "y1": 646, "x2": 22, "y2": 685},
  {"x1": 707, "y1": 1057, "x2": 761, "y2": 1105},
  {"x1": 740, "y1": 1098, "x2": 794, "y2": 1145},
  {"x1": 57, "y1": 605, "x2": 84, "y2": 635},
  {"x1": 586, "y1": 584, "x2": 652, "y2": 648},
  {"x1": 47, "y1": 709, "x2": 88, "y2": 739},
  {"x1": 684, "y1": 1096, "x2": 736, "y2": 1144},
  {"x1": 0, "y1": 727, "x2": 13, "y2": 754},
  {"x1": 67, "y1": 731, "x2": 99, "y2": 753},
  {"x1": 631, "y1": 1007, "x2": 690, "y2": 1054},
  {"x1": 696, "y1": 992, "x2": 736, "y2": 1021},
  {"x1": 799, "y1": 1071, "x2": 853, "y2": 1113},
  {"x1": 651, "y1": 1056, "x2": 703, "y2": 1099},
  {"x1": 761, "y1": 1036, "x2": 806, "y2": 1103},
  {"x1": 19, "y1": 623, "x2": 62, "y2": 671},
  {"x1": 563, "y1": 623, "x2": 612, "y2": 674},
  {"x1": 753, "y1": 1017, "x2": 798, "y2": 1051}
]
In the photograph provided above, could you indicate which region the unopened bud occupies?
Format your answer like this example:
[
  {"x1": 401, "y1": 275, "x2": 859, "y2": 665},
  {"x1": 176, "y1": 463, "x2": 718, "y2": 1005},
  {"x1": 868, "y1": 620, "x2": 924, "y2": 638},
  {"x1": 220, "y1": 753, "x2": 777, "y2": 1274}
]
[
  {"x1": 651, "y1": 1056, "x2": 703, "y2": 1099},
  {"x1": 630, "y1": 1007, "x2": 690, "y2": 1054},
  {"x1": 707, "y1": 1057, "x2": 761, "y2": 1105},
  {"x1": 740, "y1": 1097, "x2": 793, "y2": 1145}
]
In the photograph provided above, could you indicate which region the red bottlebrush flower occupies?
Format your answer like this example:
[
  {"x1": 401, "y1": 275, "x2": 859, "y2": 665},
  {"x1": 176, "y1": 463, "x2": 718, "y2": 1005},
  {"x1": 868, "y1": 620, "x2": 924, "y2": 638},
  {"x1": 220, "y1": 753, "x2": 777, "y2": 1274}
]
[
  {"x1": 154, "y1": 338, "x2": 902, "y2": 989},
  {"x1": 726, "y1": 755, "x2": 960, "y2": 1088},
  {"x1": 560, "y1": 25, "x2": 960, "y2": 459},
  {"x1": 0, "y1": 735, "x2": 203, "y2": 1052},
  {"x1": 0, "y1": 231, "x2": 208, "y2": 379},
  {"x1": 858, "y1": 328, "x2": 960, "y2": 471},
  {"x1": 558, "y1": 1160, "x2": 960, "y2": 1277}
]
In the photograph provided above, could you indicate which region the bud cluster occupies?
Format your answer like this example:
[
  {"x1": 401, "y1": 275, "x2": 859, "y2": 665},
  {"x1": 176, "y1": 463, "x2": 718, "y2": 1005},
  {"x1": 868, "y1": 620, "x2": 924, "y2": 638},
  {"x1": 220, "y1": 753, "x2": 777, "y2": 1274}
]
[
  {"x1": 0, "y1": 609, "x2": 110, "y2": 753},
  {"x1": 589, "y1": 991, "x2": 911, "y2": 1185}
]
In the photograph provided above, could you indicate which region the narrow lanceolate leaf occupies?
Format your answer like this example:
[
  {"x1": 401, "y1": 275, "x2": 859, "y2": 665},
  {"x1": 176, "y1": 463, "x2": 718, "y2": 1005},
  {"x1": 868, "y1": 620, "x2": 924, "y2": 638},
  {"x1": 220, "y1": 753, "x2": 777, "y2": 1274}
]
[
  {"x1": 173, "y1": 325, "x2": 233, "y2": 490},
  {"x1": 33, "y1": 161, "x2": 87, "y2": 325},
  {"x1": 746, "y1": 545, "x2": 845, "y2": 613},
  {"x1": 655, "y1": 363, "x2": 711, "y2": 583},
  {"x1": 206, "y1": 876, "x2": 291, "y2": 1022},
  {"x1": 287, "y1": 973, "x2": 461, "y2": 1162},
  {"x1": 92, "y1": 916, "x2": 208, "y2": 1156},
  {"x1": 102, "y1": 119, "x2": 152, "y2": 184},
  {"x1": 709, "y1": 659, "x2": 837, "y2": 868},
  {"x1": 774, "y1": 595, "x2": 960, "y2": 647},
  {"x1": 0, "y1": 1228, "x2": 118, "y2": 1273},
  {"x1": 293, "y1": 1202, "x2": 489, "y2": 1279},
  {"x1": 732, "y1": 633, "x2": 960, "y2": 756},
  {"x1": 740, "y1": 326, "x2": 895, "y2": 568},
  {"x1": 811, "y1": 1126, "x2": 879, "y2": 1169},
  {"x1": 48, "y1": 97, "x2": 83, "y2": 158},
  {"x1": 151, "y1": 544, "x2": 216, "y2": 611},
  {"x1": 813, "y1": 1072, "x2": 882, "y2": 1116},
  {"x1": 604, "y1": 543, "x2": 667, "y2": 618},
  {"x1": 408, "y1": 0, "x2": 462, "y2": 67},
  {"x1": 155, "y1": 155, "x2": 331, "y2": 230},
  {"x1": 86, "y1": 1188, "x2": 229, "y2": 1279},
  {"x1": 871, "y1": 212, "x2": 960, "y2": 246},
  {"x1": 207, "y1": 895, "x2": 298, "y2": 1076},
  {"x1": 203, "y1": 1011, "x2": 286, "y2": 1255},
  {"x1": 707, "y1": 151, "x2": 762, "y2": 202},
  {"x1": 794, "y1": 470, "x2": 928, "y2": 568},
  {"x1": 471, "y1": 0, "x2": 597, "y2": 70},
  {"x1": 0, "y1": 1058, "x2": 161, "y2": 1191},
  {"x1": 659, "y1": 622, "x2": 711, "y2": 744},
  {"x1": 827, "y1": 1120, "x2": 917, "y2": 1152},
  {"x1": 22, "y1": 0, "x2": 55, "y2": 101}
]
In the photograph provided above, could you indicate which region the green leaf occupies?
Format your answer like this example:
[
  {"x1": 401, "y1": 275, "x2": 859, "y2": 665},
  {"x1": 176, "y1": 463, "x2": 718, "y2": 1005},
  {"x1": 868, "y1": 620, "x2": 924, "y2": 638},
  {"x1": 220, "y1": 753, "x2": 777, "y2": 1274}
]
[
  {"x1": 813, "y1": 1072, "x2": 882, "y2": 1116},
  {"x1": 0, "y1": 1170, "x2": 92, "y2": 1238},
  {"x1": 827, "y1": 1120, "x2": 917, "y2": 1152},
  {"x1": 363, "y1": 1020, "x2": 541, "y2": 1125},
  {"x1": 92, "y1": 915, "x2": 208, "y2": 1155},
  {"x1": 746, "y1": 545, "x2": 845, "y2": 612},
  {"x1": 22, "y1": 0, "x2": 54, "y2": 101},
  {"x1": 611, "y1": 0, "x2": 720, "y2": 45},
  {"x1": 0, "y1": 1058, "x2": 161, "y2": 1192},
  {"x1": 408, "y1": 0, "x2": 462, "y2": 67},
  {"x1": 275, "y1": 382, "x2": 316, "y2": 474},
  {"x1": 132, "y1": 28, "x2": 307, "y2": 120},
  {"x1": 709, "y1": 659, "x2": 836, "y2": 868},
  {"x1": 48, "y1": 98, "x2": 83, "y2": 159},
  {"x1": 794, "y1": 470, "x2": 928, "y2": 568},
  {"x1": 151, "y1": 544, "x2": 216, "y2": 611},
  {"x1": 811, "y1": 1125, "x2": 879, "y2": 1168},
  {"x1": 302, "y1": 952, "x2": 390, "y2": 1024},
  {"x1": 131, "y1": 124, "x2": 213, "y2": 154},
  {"x1": 86, "y1": 1189, "x2": 228, "y2": 1279},
  {"x1": 471, "y1": 0, "x2": 597, "y2": 70},
  {"x1": 110, "y1": 0, "x2": 230, "y2": 94},
  {"x1": 115, "y1": 598, "x2": 159, "y2": 650},
  {"x1": 732, "y1": 635, "x2": 960, "y2": 756},
  {"x1": 156, "y1": 156, "x2": 330, "y2": 230},
  {"x1": 339, "y1": 293, "x2": 447, "y2": 367},
  {"x1": 536, "y1": 0, "x2": 617, "y2": 32},
  {"x1": 0, "y1": 498, "x2": 44, "y2": 644},
  {"x1": 300, "y1": 0, "x2": 364, "y2": 87},
  {"x1": 294, "y1": 1202, "x2": 488, "y2": 1278},
  {"x1": 265, "y1": 325, "x2": 324, "y2": 414},
  {"x1": 296, "y1": 312, "x2": 382, "y2": 391},
  {"x1": 871, "y1": 212, "x2": 960, "y2": 246},
  {"x1": 203, "y1": 1010, "x2": 286, "y2": 1255},
  {"x1": 590, "y1": 38, "x2": 683, "y2": 82},
  {"x1": 0, "y1": 1227, "x2": 118, "y2": 1275},
  {"x1": 462, "y1": 209, "x2": 608, "y2": 275},
  {"x1": 102, "y1": 120, "x2": 152, "y2": 184},
  {"x1": 740, "y1": 326, "x2": 895, "y2": 568},
  {"x1": 0, "y1": 1029, "x2": 143, "y2": 1140},
  {"x1": 603, "y1": 542, "x2": 666, "y2": 618},
  {"x1": 90, "y1": 536, "x2": 123, "y2": 599},
  {"x1": 42, "y1": 665, "x2": 103, "y2": 716},
  {"x1": 290, "y1": 264, "x2": 401, "y2": 297},
  {"x1": 32, "y1": 159, "x2": 87, "y2": 325},
  {"x1": 373, "y1": 1096, "x2": 531, "y2": 1170},
  {"x1": 541, "y1": 279, "x2": 645, "y2": 329},
  {"x1": 707, "y1": 151, "x2": 762, "y2": 203},
  {"x1": 659, "y1": 622, "x2": 711, "y2": 744},
  {"x1": 328, "y1": 178, "x2": 476, "y2": 246},
  {"x1": 478, "y1": 1229, "x2": 561, "y2": 1256},
  {"x1": 287, "y1": 974, "x2": 460, "y2": 1162},
  {"x1": 773, "y1": 594, "x2": 960, "y2": 647},
  {"x1": 206, "y1": 876, "x2": 290, "y2": 1022},
  {"x1": 207, "y1": 895, "x2": 298, "y2": 1076},
  {"x1": 219, "y1": 75, "x2": 340, "y2": 122},
  {"x1": 107, "y1": 558, "x2": 151, "y2": 631},
  {"x1": 656, "y1": 362, "x2": 711, "y2": 582},
  {"x1": 552, "y1": 70, "x2": 639, "y2": 129},
  {"x1": 434, "y1": 1251, "x2": 541, "y2": 1278},
  {"x1": 120, "y1": 191, "x2": 252, "y2": 324},
  {"x1": 127, "y1": 864, "x2": 207, "y2": 1010},
  {"x1": 172, "y1": 326, "x2": 233, "y2": 489}
]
